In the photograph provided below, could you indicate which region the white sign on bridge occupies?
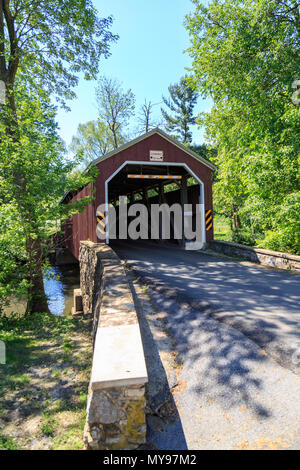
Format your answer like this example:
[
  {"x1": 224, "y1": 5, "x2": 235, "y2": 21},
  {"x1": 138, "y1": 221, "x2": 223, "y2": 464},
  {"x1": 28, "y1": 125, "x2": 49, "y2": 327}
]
[{"x1": 150, "y1": 150, "x2": 164, "y2": 162}]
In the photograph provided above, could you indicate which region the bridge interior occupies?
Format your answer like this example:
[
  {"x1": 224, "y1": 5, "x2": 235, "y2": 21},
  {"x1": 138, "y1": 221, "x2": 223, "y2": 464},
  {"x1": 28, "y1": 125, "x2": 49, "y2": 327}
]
[{"x1": 107, "y1": 163, "x2": 201, "y2": 245}]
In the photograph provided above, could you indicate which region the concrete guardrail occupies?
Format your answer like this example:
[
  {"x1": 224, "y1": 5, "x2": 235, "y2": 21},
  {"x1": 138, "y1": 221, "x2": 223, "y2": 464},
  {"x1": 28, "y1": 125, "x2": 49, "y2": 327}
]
[
  {"x1": 79, "y1": 241, "x2": 148, "y2": 450},
  {"x1": 209, "y1": 240, "x2": 300, "y2": 271}
]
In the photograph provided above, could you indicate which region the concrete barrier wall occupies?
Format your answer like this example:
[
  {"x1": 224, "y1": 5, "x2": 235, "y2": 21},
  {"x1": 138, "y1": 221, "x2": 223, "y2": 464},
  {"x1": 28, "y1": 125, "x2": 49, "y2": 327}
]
[
  {"x1": 209, "y1": 240, "x2": 300, "y2": 271},
  {"x1": 79, "y1": 241, "x2": 148, "y2": 450}
]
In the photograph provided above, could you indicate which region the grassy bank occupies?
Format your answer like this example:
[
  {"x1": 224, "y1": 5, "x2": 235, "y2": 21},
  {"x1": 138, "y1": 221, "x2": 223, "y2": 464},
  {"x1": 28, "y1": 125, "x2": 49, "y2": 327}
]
[
  {"x1": 0, "y1": 312, "x2": 92, "y2": 450},
  {"x1": 213, "y1": 216, "x2": 269, "y2": 250},
  {"x1": 213, "y1": 215, "x2": 231, "y2": 241}
]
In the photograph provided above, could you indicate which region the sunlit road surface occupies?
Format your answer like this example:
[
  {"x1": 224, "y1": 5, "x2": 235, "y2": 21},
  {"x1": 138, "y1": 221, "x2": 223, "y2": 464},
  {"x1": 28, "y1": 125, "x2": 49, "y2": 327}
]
[{"x1": 115, "y1": 242, "x2": 300, "y2": 450}]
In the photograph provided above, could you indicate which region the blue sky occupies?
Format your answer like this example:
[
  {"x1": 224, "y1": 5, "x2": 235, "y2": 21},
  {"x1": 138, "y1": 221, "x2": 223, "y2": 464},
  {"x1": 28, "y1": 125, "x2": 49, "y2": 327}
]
[{"x1": 56, "y1": 0, "x2": 212, "y2": 149}]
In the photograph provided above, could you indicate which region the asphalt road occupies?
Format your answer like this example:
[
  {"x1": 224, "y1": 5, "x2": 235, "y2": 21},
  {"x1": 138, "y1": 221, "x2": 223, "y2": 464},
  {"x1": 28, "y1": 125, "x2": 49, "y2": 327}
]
[
  {"x1": 114, "y1": 241, "x2": 300, "y2": 374},
  {"x1": 114, "y1": 241, "x2": 300, "y2": 449}
]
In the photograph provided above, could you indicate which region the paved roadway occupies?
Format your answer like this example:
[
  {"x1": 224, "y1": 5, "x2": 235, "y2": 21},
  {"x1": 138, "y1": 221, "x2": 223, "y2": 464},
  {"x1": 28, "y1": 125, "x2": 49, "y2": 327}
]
[{"x1": 114, "y1": 241, "x2": 300, "y2": 450}]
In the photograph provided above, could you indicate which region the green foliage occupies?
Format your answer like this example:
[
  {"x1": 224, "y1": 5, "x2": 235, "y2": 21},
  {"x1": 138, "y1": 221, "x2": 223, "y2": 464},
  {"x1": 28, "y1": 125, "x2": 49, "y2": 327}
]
[
  {"x1": 0, "y1": 90, "x2": 96, "y2": 308},
  {"x1": 161, "y1": 76, "x2": 199, "y2": 144},
  {"x1": 2, "y1": 0, "x2": 117, "y2": 107},
  {"x1": 258, "y1": 192, "x2": 300, "y2": 253},
  {"x1": 1, "y1": 89, "x2": 95, "y2": 233},
  {"x1": 231, "y1": 228, "x2": 255, "y2": 246},
  {"x1": 213, "y1": 215, "x2": 231, "y2": 239},
  {"x1": 186, "y1": 0, "x2": 300, "y2": 253},
  {"x1": 0, "y1": 433, "x2": 19, "y2": 450},
  {"x1": 41, "y1": 414, "x2": 58, "y2": 437},
  {"x1": 71, "y1": 76, "x2": 135, "y2": 165},
  {"x1": 0, "y1": 204, "x2": 28, "y2": 307},
  {"x1": 0, "y1": 1, "x2": 114, "y2": 311},
  {"x1": 70, "y1": 120, "x2": 116, "y2": 166},
  {"x1": 0, "y1": 310, "x2": 74, "y2": 335}
]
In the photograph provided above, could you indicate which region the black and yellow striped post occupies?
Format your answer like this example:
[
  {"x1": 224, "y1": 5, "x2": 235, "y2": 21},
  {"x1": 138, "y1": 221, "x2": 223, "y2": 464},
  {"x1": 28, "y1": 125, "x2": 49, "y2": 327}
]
[
  {"x1": 205, "y1": 209, "x2": 213, "y2": 231},
  {"x1": 96, "y1": 209, "x2": 106, "y2": 239}
]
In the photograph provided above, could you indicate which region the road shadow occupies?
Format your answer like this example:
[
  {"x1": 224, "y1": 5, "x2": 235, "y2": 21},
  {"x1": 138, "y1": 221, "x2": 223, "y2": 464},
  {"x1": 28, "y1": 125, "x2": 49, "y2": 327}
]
[
  {"x1": 150, "y1": 292, "x2": 273, "y2": 419},
  {"x1": 127, "y1": 271, "x2": 188, "y2": 450},
  {"x1": 114, "y1": 241, "x2": 300, "y2": 376}
]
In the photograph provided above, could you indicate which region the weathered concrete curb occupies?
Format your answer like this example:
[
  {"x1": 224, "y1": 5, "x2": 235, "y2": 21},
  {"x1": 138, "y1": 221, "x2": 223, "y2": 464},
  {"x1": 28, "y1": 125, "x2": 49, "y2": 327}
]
[
  {"x1": 79, "y1": 241, "x2": 148, "y2": 450},
  {"x1": 209, "y1": 240, "x2": 300, "y2": 271}
]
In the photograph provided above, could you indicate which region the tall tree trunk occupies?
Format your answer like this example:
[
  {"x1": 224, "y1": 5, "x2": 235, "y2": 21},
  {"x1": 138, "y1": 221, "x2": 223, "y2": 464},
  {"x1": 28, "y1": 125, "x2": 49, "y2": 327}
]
[
  {"x1": 232, "y1": 204, "x2": 241, "y2": 230},
  {"x1": 26, "y1": 237, "x2": 49, "y2": 314}
]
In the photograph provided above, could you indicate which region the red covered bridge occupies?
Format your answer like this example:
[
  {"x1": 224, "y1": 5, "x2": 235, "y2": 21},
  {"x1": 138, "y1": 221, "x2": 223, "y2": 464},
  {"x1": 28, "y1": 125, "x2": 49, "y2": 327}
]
[{"x1": 62, "y1": 128, "x2": 215, "y2": 259}]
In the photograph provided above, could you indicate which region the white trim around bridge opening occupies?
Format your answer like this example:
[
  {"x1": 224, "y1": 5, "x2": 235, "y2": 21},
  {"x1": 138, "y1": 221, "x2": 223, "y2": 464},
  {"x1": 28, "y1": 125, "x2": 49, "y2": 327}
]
[{"x1": 104, "y1": 161, "x2": 206, "y2": 247}]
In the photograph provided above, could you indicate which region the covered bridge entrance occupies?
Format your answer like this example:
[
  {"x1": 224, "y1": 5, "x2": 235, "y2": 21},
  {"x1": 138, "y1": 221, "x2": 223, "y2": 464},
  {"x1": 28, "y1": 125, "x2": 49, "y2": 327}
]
[{"x1": 62, "y1": 128, "x2": 215, "y2": 259}]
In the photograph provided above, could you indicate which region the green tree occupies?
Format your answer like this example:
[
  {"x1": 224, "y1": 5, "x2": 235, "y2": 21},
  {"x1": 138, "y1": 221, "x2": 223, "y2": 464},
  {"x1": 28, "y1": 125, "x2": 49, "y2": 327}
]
[
  {"x1": 190, "y1": 143, "x2": 217, "y2": 165},
  {"x1": 0, "y1": 202, "x2": 27, "y2": 313},
  {"x1": 0, "y1": 88, "x2": 96, "y2": 314},
  {"x1": 186, "y1": 0, "x2": 300, "y2": 252},
  {"x1": 70, "y1": 120, "x2": 118, "y2": 166},
  {"x1": 0, "y1": 1, "x2": 116, "y2": 313},
  {"x1": 96, "y1": 76, "x2": 135, "y2": 149},
  {"x1": 161, "y1": 76, "x2": 199, "y2": 144}
]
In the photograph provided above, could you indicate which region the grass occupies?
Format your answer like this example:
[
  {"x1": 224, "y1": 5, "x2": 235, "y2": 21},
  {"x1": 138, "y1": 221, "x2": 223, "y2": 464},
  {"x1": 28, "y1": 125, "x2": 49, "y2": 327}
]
[
  {"x1": 0, "y1": 433, "x2": 19, "y2": 450},
  {"x1": 213, "y1": 215, "x2": 231, "y2": 241},
  {"x1": 213, "y1": 215, "x2": 266, "y2": 248},
  {"x1": 0, "y1": 311, "x2": 93, "y2": 450},
  {"x1": 52, "y1": 368, "x2": 61, "y2": 379},
  {"x1": 41, "y1": 413, "x2": 58, "y2": 437}
]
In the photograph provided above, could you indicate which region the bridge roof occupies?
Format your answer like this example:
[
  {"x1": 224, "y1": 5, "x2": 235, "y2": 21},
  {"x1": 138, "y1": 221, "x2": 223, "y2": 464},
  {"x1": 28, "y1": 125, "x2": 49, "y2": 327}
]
[
  {"x1": 87, "y1": 127, "x2": 216, "y2": 171},
  {"x1": 61, "y1": 128, "x2": 215, "y2": 204}
]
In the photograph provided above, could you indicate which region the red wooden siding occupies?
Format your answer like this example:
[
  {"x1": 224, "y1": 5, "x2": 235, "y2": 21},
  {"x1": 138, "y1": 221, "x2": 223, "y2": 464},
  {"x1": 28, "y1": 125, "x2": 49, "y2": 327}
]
[{"x1": 64, "y1": 133, "x2": 214, "y2": 259}]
